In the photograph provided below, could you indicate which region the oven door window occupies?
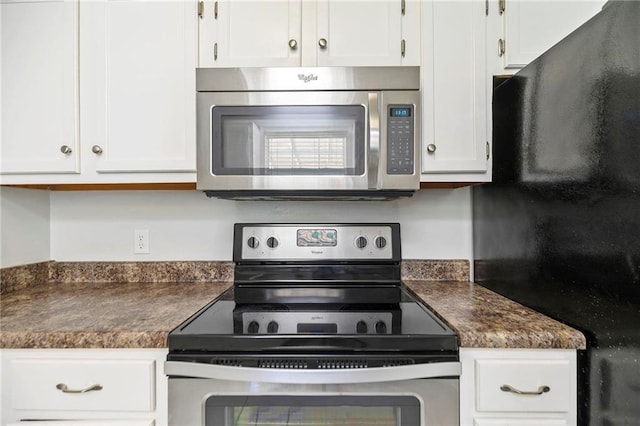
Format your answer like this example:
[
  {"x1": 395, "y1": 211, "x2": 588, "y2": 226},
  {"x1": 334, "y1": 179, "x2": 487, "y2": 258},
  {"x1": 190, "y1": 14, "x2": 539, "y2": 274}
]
[
  {"x1": 205, "y1": 395, "x2": 420, "y2": 426},
  {"x1": 211, "y1": 106, "x2": 366, "y2": 176}
]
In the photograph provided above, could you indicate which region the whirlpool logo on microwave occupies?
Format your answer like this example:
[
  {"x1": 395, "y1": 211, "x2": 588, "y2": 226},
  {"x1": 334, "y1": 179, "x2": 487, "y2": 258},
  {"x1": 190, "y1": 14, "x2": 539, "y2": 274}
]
[{"x1": 298, "y1": 73, "x2": 318, "y2": 83}]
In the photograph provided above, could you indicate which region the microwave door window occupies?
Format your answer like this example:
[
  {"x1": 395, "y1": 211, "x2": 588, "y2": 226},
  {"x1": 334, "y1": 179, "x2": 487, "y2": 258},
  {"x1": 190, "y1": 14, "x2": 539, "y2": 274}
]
[
  {"x1": 218, "y1": 121, "x2": 262, "y2": 170},
  {"x1": 212, "y1": 106, "x2": 365, "y2": 176},
  {"x1": 265, "y1": 120, "x2": 355, "y2": 173}
]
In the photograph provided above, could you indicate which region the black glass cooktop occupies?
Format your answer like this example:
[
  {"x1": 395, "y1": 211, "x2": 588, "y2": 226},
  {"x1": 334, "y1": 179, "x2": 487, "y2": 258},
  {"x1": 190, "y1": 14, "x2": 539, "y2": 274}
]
[{"x1": 168, "y1": 286, "x2": 458, "y2": 359}]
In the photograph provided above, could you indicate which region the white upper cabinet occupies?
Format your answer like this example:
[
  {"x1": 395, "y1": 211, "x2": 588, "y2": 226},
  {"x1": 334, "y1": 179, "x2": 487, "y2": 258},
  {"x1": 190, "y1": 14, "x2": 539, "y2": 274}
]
[
  {"x1": 490, "y1": 0, "x2": 605, "y2": 73},
  {"x1": 0, "y1": 0, "x2": 79, "y2": 176},
  {"x1": 315, "y1": 0, "x2": 402, "y2": 66},
  {"x1": 0, "y1": 0, "x2": 197, "y2": 184},
  {"x1": 81, "y1": 0, "x2": 197, "y2": 175},
  {"x1": 208, "y1": 0, "x2": 302, "y2": 67},
  {"x1": 199, "y1": 0, "x2": 418, "y2": 68},
  {"x1": 421, "y1": 1, "x2": 490, "y2": 179}
]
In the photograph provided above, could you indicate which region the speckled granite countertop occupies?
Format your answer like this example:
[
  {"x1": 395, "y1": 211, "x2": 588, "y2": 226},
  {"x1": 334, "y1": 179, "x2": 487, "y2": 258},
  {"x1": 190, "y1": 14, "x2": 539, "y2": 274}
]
[
  {"x1": 0, "y1": 281, "x2": 231, "y2": 349},
  {"x1": 0, "y1": 279, "x2": 585, "y2": 350},
  {"x1": 405, "y1": 280, "x2": 586, "y2": 349}
]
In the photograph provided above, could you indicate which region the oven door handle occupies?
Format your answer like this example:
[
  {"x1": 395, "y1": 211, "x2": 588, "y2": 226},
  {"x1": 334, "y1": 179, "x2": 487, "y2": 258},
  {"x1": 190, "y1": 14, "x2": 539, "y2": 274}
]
[{"x1": 165, "y1": 361, "x2": 460, "y2": 384}]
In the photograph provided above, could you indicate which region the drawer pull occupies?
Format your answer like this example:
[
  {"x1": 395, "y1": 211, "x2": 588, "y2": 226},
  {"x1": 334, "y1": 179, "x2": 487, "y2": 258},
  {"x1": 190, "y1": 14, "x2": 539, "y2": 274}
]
[
  {"x1": 500, "y1": 384, "x2": 550, "y2": 395},
  {"x1": 56, "y1": 383, "x2": 103, "y2": 394}
]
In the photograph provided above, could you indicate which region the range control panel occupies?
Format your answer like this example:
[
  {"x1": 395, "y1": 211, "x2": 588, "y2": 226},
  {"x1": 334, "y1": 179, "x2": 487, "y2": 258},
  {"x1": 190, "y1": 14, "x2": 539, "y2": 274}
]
[
  {"x1": 237, "y1": 311, "x2": 395, "y2": 335},
  {"x1": 236, "y1": 224, "x2": 397, "y2": 261},
  {"x1": 387, "y1": 104, "x2": 415, "y2": 175}
]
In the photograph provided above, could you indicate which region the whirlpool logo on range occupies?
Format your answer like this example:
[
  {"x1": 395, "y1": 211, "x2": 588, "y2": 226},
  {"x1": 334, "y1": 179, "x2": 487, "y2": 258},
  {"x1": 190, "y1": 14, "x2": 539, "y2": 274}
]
[{"x1": 298, "y1": 73, "x2": 318, "y2": 83}]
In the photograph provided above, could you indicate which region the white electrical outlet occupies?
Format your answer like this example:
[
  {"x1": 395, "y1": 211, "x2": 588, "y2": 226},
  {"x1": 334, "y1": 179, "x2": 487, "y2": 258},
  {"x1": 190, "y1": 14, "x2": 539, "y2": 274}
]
[{"x1": 134, "y1": 229, "x2": 149, "y2": 254}]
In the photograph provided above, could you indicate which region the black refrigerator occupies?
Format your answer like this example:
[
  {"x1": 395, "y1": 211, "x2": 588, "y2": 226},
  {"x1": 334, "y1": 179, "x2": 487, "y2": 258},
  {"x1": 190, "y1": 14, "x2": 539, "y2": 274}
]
[{"x1": 473, "y1": 1, "x2": 640, "y2": 425}]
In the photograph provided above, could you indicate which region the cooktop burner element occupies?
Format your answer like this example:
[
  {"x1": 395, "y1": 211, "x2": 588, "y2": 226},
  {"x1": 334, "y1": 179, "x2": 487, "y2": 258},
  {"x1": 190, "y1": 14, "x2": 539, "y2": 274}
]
[{"x1": 168, "y1": 223, "x2": 458, "y2": 366}]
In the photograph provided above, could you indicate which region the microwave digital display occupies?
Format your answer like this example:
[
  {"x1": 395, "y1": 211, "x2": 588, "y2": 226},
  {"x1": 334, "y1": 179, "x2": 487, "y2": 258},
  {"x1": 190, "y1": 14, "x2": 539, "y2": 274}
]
[{"x1": 390, "y1": 108, "x2": 411, "y2": 117}]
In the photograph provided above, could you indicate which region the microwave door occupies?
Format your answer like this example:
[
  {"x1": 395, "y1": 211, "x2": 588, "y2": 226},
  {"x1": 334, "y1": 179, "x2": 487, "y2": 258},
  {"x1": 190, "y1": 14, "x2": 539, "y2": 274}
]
[{"x1": 196, "y1": 91, "x2": 371, "y2": 192}]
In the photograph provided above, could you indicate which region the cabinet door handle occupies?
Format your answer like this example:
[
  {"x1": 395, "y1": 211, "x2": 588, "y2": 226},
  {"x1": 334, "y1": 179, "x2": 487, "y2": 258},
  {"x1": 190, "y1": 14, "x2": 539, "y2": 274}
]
[
  {"x1": 426, "y1": 143, "x2": 437, "y2": 153},
  {"x1": 500, "y1": 384, "x2": 550, "y2": 395},
  {"x1": 318, "y1": 38, "x2": 328, "y2": 49},
  {"x1": 288, "y1": 39, "x2": 298, "y2": 50},
  {"x1": 91, "y1": 145, "x2": 103, "y2": 155},
  {"x1": 60, "y1": 145, "x2": 73, "y2": 155},
  {"x1": 56, "y1": 383, "x2": 103, "y2": 394}
]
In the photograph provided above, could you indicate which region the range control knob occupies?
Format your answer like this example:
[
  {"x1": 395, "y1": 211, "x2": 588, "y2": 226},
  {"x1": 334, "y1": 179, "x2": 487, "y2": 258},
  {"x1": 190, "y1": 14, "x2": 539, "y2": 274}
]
[
  {"x1": 375, "y1": 321, "x2": 387, "y2": 334},
  {"x1": 247, "y1": 320, "x2": 260, "y2": 334},
  {"x1": 247, "y1": 236, "x2": 259, "y2": 249},
  {"x1": 374, "y1": 236, "x2": 387, "y2": 249},
  {"x1": 356, "y1": 321, "x2": 368, "y2": 334},
  {"x1": 266, "y1": 237, "x2": 279, "y2": 249},
  {"x1": 355, "y1": 236, "x2": 368, "y2": 249},
  {"x1": 267, "y1": 321, "x2": 279, "y2": 334}
]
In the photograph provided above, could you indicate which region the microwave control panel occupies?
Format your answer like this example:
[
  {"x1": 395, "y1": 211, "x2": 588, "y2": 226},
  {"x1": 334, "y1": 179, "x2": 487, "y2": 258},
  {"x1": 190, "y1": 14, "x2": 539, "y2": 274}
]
[{"x1": 387, "y1": 105, "x2": 415, "y2": 175}]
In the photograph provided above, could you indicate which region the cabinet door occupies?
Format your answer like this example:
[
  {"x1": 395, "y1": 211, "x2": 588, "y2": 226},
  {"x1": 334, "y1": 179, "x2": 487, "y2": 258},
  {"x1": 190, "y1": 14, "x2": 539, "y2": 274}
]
[
  {"x1": 500, "y1": 1, "x2": 604, "y2": 70},
  {"x1": 207, "y1": 0, "x2": 301, "y2": 67},
  {"x1": 315, "y1": 0, "x2": 403, "y2": 66},
  {"x1": 421, "y1": 1, "x2": 488, "y2": 175},
  {"x1": 0, "y1": 0, "x2": 79, "y2": 175},
  {"x1": 81, "y1": 0, "x2": 196, "y2": 174}
]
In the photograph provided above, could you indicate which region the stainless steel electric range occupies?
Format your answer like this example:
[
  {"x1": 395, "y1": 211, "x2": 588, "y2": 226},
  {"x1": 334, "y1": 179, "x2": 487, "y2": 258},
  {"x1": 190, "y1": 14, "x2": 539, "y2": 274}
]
[{"x1": 165, "y1": 223, "x2": 460, "y2": 426}]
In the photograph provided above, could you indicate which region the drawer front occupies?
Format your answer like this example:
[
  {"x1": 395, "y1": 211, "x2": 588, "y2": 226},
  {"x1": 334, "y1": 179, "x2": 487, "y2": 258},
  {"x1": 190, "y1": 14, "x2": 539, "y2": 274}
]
[
  {"x1": 474, "y1": 420, "x2": 567, "y2": 426},
  {"x1": 10, "y1": 359, "x2": 155, "y2": 412},
  {"x1": 8, "y1": 422, "x2": 154, "y2": 426},
  {"x1": 476, "y1": 359, "x2": 571, "y2": 413}
]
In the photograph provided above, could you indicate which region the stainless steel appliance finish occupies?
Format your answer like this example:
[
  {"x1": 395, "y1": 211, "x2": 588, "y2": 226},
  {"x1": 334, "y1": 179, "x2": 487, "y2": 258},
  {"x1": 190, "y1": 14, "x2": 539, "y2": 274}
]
[
  {"x1": 167, "y1": 365, "x2": 460, "y2": 426},
  {"x1": 196, "y1": 66, "x2": 420, "y2": 92},
  {"x1": 166, "y1": 223, "x2": 460, "y2": 425},
  {"x1": 196, "y1": 67, "x2": 421, "y2": 200},
  {"x1": 238, "y1": 224, "x2": 394, "y2": 260}
]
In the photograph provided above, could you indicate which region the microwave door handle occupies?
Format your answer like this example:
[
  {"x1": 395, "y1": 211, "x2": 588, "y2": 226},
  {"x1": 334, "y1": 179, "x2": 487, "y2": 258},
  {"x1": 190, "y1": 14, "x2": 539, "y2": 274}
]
[{"x1": 367, "y1": 92, "x2": 380, "y2": 189}]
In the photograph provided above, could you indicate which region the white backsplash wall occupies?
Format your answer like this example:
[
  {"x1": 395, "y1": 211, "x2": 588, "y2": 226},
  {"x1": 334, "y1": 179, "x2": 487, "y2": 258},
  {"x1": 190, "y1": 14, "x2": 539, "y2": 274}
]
[
  {"x1": 50, "y1": 188, "x2": 472, "y2": 264},
  {"x1": 0, "y1": 187, "x2": 51, "y2": 268}
]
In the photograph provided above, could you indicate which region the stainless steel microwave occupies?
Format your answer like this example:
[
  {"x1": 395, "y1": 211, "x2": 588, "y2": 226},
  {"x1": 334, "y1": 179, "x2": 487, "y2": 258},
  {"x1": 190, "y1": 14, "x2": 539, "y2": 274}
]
[{"x1": 196, "y1": 67, "x2": 421, "y2": 200}]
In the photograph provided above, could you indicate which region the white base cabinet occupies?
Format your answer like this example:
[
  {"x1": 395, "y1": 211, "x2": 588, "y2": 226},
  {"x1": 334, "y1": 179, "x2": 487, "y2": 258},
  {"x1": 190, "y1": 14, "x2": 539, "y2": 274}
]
[
  {"x1": 460, "y1": 348, "x2": 577, "y2": 426},
  {"x1": 0, "y1": 349, "x2": 167, "y2": 426},
  {"x1": 7, "y1": 421, "x2": 154, "y2": 426}
]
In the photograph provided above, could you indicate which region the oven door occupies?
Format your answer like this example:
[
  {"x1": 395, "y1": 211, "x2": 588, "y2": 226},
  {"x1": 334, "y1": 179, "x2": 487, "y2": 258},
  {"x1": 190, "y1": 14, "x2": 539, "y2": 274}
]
[
  {"x1": 196, "y1": 90, "x2": 420, "y2": 194},
  {"x1": 165, "y1": 361, "x2": 460, "y2": 426}
]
